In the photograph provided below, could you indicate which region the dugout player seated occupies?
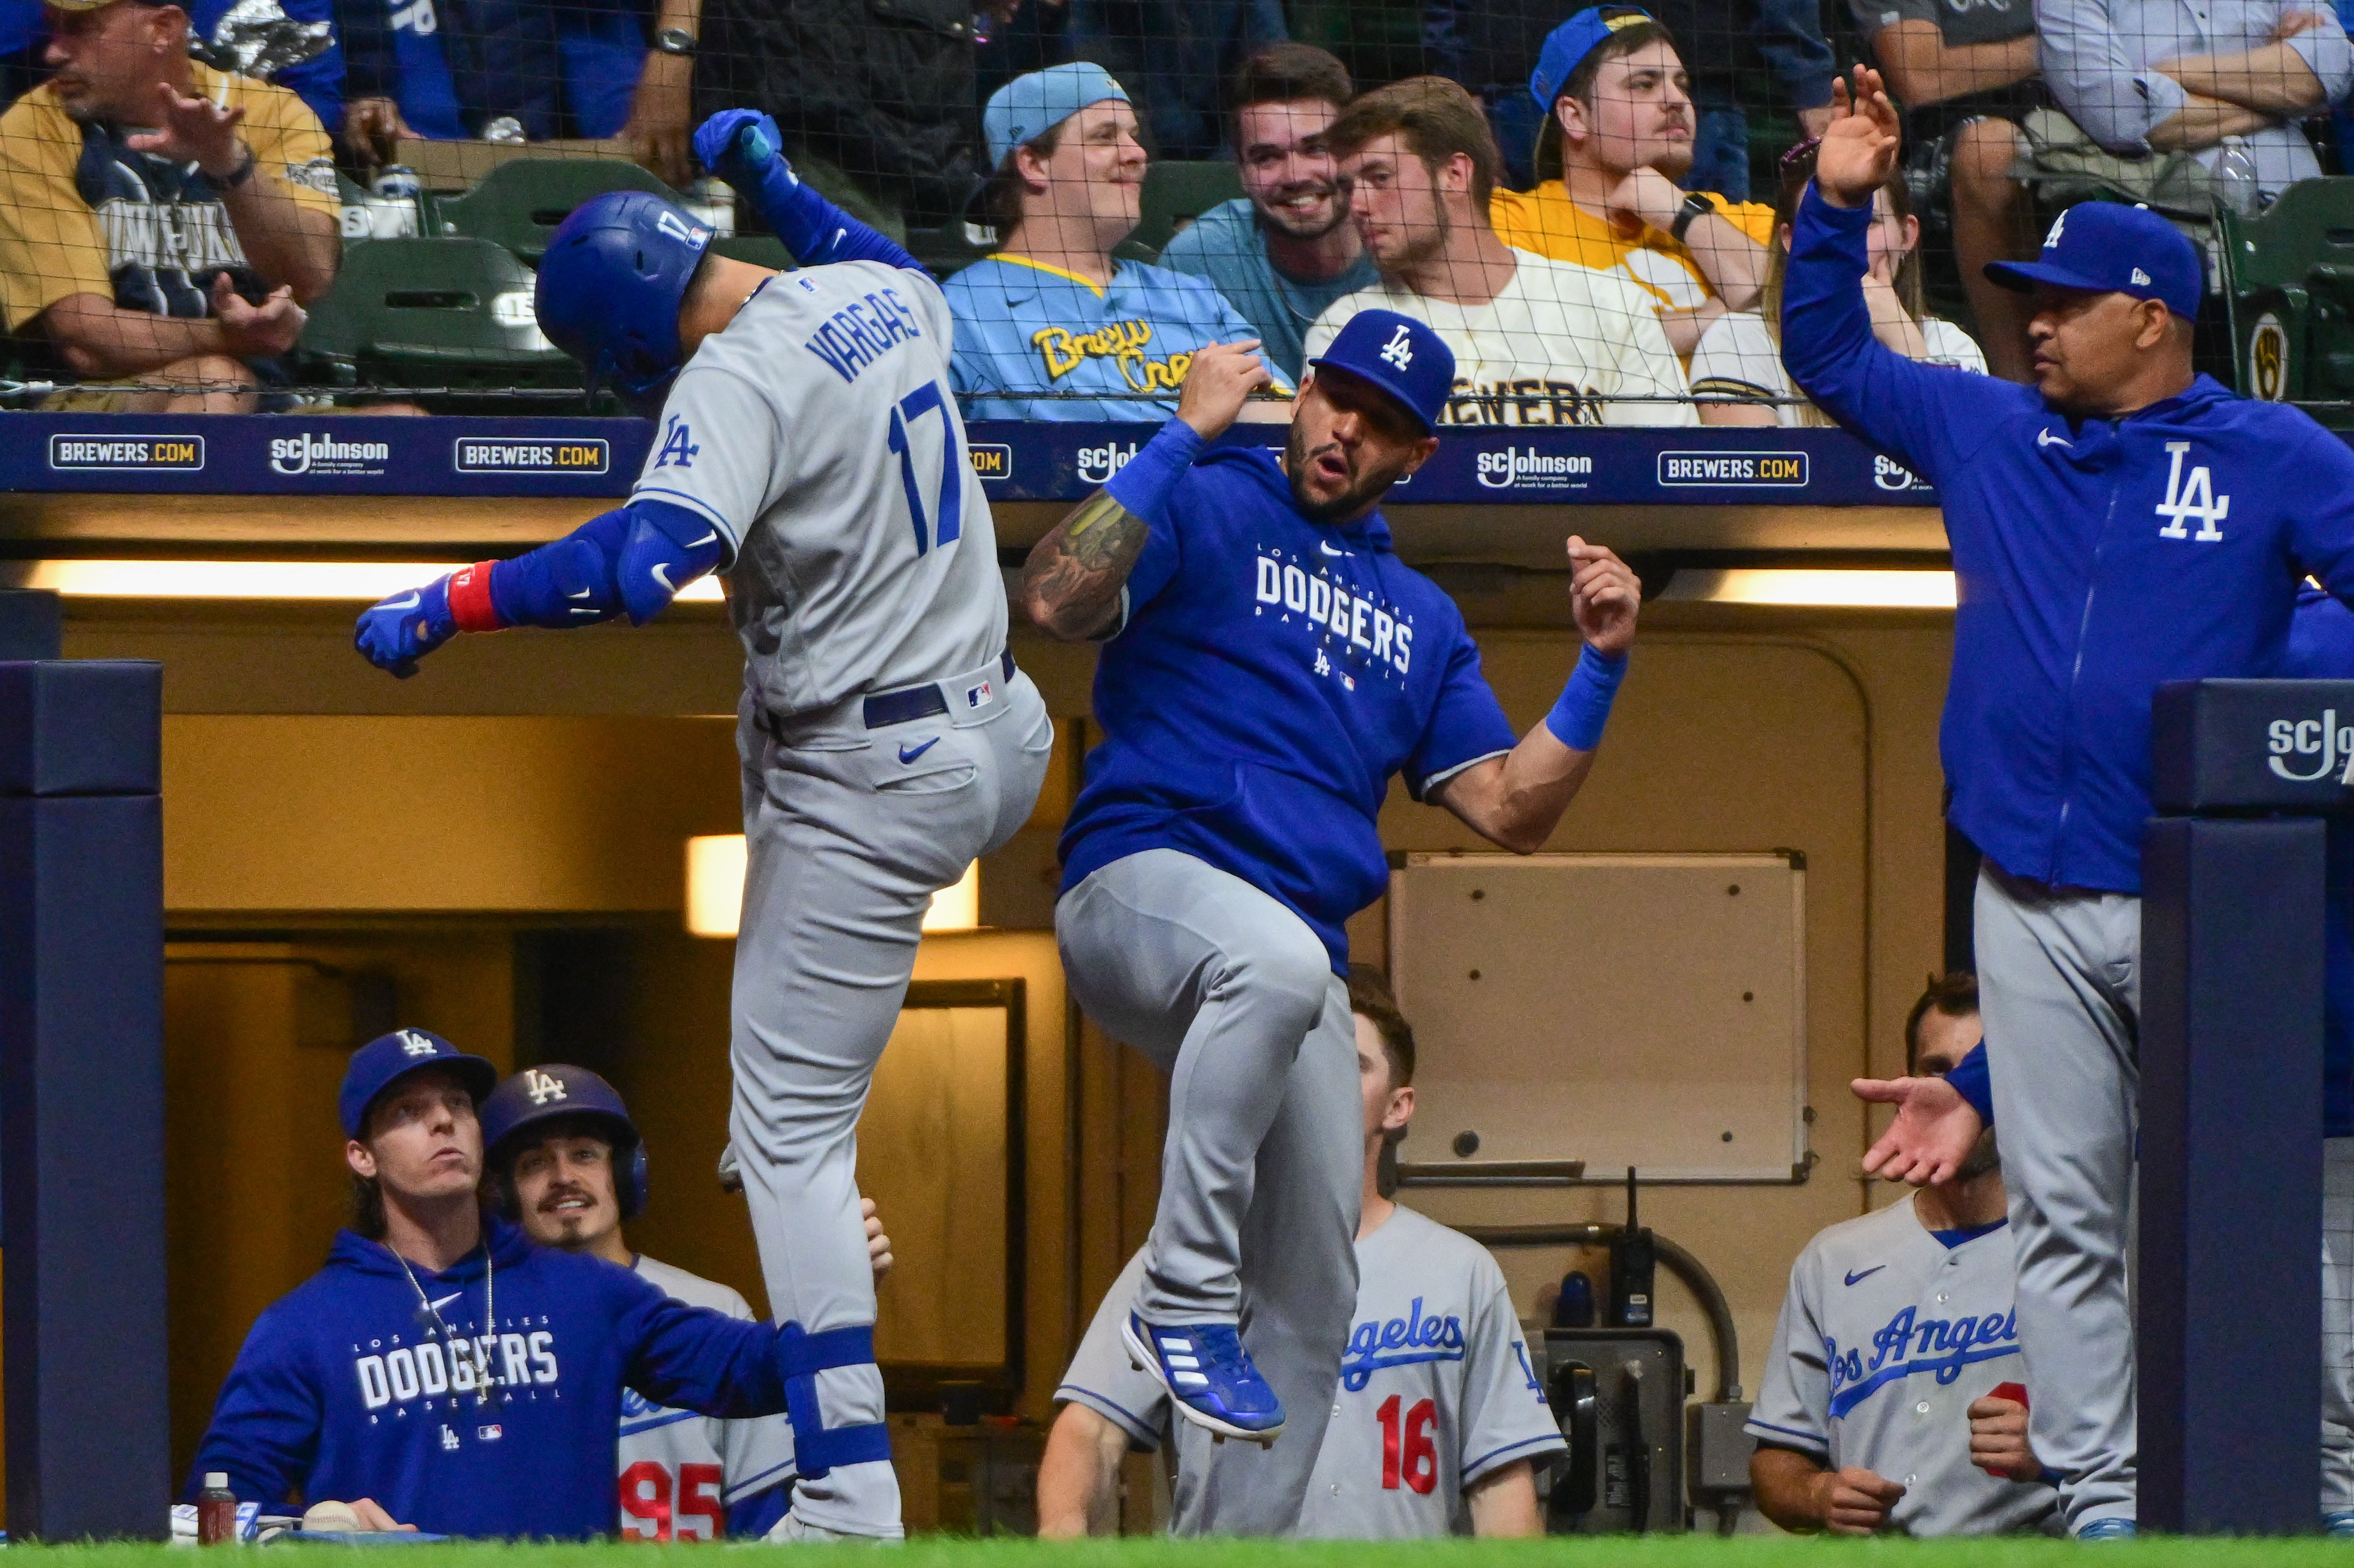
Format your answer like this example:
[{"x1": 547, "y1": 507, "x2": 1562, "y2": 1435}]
[
  {"x1": 480, "y1": 1066, "x2": 892, "y2": 1540},
  {"x1": 1019, "y1": 308, "x2": 1639, "y2": 1534},
  {"x1": 187, "y1": 1031, "x2": 805, "y2": 1538},
  {"x1": 1749, "y1": 972, "x2": 2059, "y2": 1538},
  {"x1": 1036, "y1": 966, "x2": 1563, "y2": 1538},
  {"x1": 943, "y1": 63, "x2": 1293, "y2": 422}
]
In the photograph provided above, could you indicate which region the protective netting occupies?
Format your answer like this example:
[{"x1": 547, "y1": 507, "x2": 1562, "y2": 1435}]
[{"x1": 0, "y1": 0, "x2": 2342, "y2": 417}]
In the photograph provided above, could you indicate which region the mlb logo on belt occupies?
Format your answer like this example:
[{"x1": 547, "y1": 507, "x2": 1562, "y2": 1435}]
[{"x1": 967, "y1": 679, "x2": 994, "y2": 709}]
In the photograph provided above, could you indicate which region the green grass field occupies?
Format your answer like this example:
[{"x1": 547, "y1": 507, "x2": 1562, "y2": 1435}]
[{"x1": 12, "y1": 1539, "x2": 2354, "y2": 1566}]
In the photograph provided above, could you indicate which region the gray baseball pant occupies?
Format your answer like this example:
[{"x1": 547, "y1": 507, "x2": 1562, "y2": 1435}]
[
  {"x1": 1057, "y1": 848, "x2": 1362, "y2": 1535},
  {"x1": 728, "y1": 670, "x2": 1053, "y2": 1538},
  {"x1": 1979, "y1": 863, "x2": 2354, "y2": 1531}
]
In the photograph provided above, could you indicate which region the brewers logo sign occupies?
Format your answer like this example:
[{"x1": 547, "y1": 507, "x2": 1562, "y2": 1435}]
[{"x1": 2249, "y1": 313, "x2": 2289, "y2": 402}]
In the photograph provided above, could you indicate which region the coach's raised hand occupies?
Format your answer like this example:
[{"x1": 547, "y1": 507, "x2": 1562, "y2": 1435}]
[
  {"x1": 1175, "y1": 339, "x2": 1274, "y2": 441},
  {"x1": 1814, "y1": 65, "x2": 1901, "y2": 208}
]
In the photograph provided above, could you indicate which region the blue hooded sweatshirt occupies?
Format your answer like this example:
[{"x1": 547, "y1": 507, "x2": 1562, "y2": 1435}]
[
  {"x1": 1782, "y1": 184, "x2": 2354, "y2": 896},
  {"x1": 189, "y1": 1217, "x2": 789, "y2": 1538}
]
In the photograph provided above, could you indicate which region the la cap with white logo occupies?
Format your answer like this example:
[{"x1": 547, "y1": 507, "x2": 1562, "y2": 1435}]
[
  {"x1": 1306, "y1": 308, "x2": 1457, "y2": 434},
  {"x1": 339, "y1": 1028, "x2": 499, "y2": 1138},
  {"x1": 1983, "y1": 200, "x2": 2202, "y2": 321}
]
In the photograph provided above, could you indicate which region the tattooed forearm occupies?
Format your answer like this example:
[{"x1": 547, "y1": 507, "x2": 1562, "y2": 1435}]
[{"x1": 1019, "y1": 489, "x2": 1151, "y2": 641}]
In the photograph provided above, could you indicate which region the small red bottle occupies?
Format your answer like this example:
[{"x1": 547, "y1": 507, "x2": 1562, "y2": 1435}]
[{"x1": 197, "y1": 1473, "x2": 237, "y2": 1545}]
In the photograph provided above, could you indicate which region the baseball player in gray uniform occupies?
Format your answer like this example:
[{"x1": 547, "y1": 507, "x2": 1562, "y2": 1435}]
[
  {"x1": 1749, "y1": 976, "x2": 2060, "y2": 1538},
  {"x1": 479, "y1": 1066, "x2": 896, "y2": 1540},
  {"x1": 354, "y1": 113, "x2": 1052, "y2": 1540},
  {"x1": 1037, "y1": 967, "x2": 1564, "y2": 1538}
]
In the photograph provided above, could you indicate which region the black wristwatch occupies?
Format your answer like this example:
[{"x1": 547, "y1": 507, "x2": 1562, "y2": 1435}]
[
  {"x1": 652, "y1": 26, "x2": 696, "y2": 54},
  {"x1": 220, "y1": 143, "x2": 259, "y2": 188},
  {"x1": 1669, "y1": 189, "x2": 1714, "y2": 243}
]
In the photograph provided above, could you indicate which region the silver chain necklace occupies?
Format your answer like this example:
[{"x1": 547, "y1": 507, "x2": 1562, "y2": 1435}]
[{"x1": 390, "y1": 1238, "x2": 496, "y2": 1406}]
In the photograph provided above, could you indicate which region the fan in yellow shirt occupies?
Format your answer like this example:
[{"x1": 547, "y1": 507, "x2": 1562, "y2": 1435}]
[
  {"x1": 0, "y1": 0, "x2": 340, "y2": 411},
  {"x1": 1488, "y1": 5, "x2": 1778, "y2": 358}
]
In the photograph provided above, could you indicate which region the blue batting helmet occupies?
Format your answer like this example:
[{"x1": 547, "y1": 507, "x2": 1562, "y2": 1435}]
[
  {"x1": 534, "y1": 191, "x2": 715, "y2": 412},
  {"x1": 481, "y1": 1064, "x2": 650, "y2": 1220}
]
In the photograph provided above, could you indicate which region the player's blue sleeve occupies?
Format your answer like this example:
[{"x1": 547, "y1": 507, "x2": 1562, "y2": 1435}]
[
  {"x1": 1945, "y1": 1041, "x2": 1994, "y2": 1125},
  {"x1": 1780, "y1": 183, "x2": 2016, "y2": 485},
  {"x1": 1101, "y1": 418, "x2": 1200, "y2": 623},
  {"x1": 726, "y1": 1481, "x2": 790, "y2": 1538},
  {"x1": 694, "y1": 110, "x2": 921, "y2": 273},
  {"x1": 485, "y1": 497, "x2": 725, "y2": 629},
  {"x1": 613, "y1": 1271, "x2": 790, "y2": 1419},
  {"x1": 2282, "y1": 432, "x2": 2354, "y2": 607},
  {"x1": 186, "y1": 1306, "x2": 321, "y2": 1506},
  {"x1": 1404, "y1": 615, "x2": 1520, "y2": 799}
]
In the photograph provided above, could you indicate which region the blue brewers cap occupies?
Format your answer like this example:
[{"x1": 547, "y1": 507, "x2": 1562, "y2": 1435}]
[
  {"x1": 339, "y1": 1028, "x2": 499, "y2": 1139},
  {"x1": 1984, "y1": 200, "x2": 2202, "y2": 322},
  {"x1": 984, "y1": 62, "x2": 1130, "y2": 168},
  {"x1": 1308, "y1": 309, "x2": 1456, "y2": 434},
  {"x1": 1531, "y1": 6, "x2": 1658, "y2": 113}
]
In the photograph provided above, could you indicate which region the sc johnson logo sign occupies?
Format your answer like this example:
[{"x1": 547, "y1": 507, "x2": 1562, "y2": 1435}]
[
  {"x1": 48, "y1": 434, "x2": 204, "y2": 470},
  {"x1": 453, "y1": 438, "x2": 610, "y2": 474},
  {"x1": 1076, "y1": 440, "x2": 1139, "y2": 486},
  {"x1": 270, "y1": 432, "x2": 391, "y2": 476},
  {"x1": 1476, "y1": 446, "x2": 1595, "y2": 491},
  {"x1": 1657, "y1": 450, "x2": 1810, "y2": 487},
  {"x1": 2268, "y1": 708, "x2": 2354, "y2": 785}
]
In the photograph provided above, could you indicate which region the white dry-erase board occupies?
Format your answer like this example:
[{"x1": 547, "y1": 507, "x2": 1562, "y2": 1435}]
[{"x1": 1389, "y1": 852, "x2": 1808, "y2": 1182}]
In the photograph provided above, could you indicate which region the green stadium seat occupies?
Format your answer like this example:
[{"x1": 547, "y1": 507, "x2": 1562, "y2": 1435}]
[
  {"x1": 436, "y1": 158, "x2": 683, "y2": 266},
  {"x1": 297, "y1": 237, "x2": 582, "y2": 404},
  {"x1": 1129, "y1": 160, "x2": 1243, "y2": 257},
  {"x1": 2218, "y1": 178, "x2": 2354, "y2": 422}
]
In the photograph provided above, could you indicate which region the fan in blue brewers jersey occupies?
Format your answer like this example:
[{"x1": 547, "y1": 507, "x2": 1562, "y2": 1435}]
[
  {"x1": 1037, "y1": 965, "x2": 1562, "y2": 1538},
  {"x1": 944, "y1": 63, "x2": 1294, "y2": 423},
  {"x1": 1019, "y1": 307, "x2": 1639, "y2": 1534},
  {"x1": 187, "y1": 1031, "x2": 806, "y2": 1538},
  {"x1": 479, "y1": 1065, "x2": 898, "y2": 1541},
  {"x1": 1749, "y1": 972, "x2": 2060, "y2": 1538}
]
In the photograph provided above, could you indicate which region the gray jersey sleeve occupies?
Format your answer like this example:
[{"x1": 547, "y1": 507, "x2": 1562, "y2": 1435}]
[
  {"x1": 630, "y1": 364, "x2": 789, "y2": 559},
  {"x1": 1456, "y1": 1253, "x2": 1567, "y2": 1483},
  {"x1": 1056, "y1": 1249, "x2": 1167, "y2": 1448},
  {"x1": 1748, "y1": 1242, "x2": 1833, "y2": 1457}
]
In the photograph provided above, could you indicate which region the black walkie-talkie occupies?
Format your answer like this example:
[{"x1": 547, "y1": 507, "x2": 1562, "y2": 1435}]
[{"x1": 1610, "y1": 1167, "x2": 1655, "y2": 1327}]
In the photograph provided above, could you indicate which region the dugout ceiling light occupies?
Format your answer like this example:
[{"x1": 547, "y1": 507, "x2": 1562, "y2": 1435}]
[
  {"x1": 2, "y1": 560, "x2": 726, "y2": 603},
  {"x1": 1661, "y1": 568, "x2": 1957, "y2": 609},
  {"x1": 685, "y1": 835, "x2": 979, "y2": 938}
]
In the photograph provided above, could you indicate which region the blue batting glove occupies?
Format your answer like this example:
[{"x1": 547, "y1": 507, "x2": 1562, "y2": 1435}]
[
  {"x1": 354, "y1": 575, "x2": 457, "y2": 679},
  {"x1": 694, "y1": 108, "x2": 789, "y2": 188}
]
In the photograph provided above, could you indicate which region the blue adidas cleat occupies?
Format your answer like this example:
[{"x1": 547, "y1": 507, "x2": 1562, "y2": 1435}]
[
  {"x1": 2076, "y1": 1518, "x2": 2138, "y2": 1541},
  {"x1": 1122, "y1": 1313, "x2": 1285, "y2": 1445}
]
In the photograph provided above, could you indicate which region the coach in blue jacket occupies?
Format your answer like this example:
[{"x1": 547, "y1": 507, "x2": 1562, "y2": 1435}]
[
  {"x1": 1782, "y1": 67, "x2": 2354, "y2": 1537},
  {"x1": 188, "y1": 1030, "x2": 805, "y2": 1538}
]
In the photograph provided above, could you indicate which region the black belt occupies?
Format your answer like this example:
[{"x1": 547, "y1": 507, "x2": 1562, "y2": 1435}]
[{"x1": 859, "y1": 650, "x2": 1015, "y2": 730}]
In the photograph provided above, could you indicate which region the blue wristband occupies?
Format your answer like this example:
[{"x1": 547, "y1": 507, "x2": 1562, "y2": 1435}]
[
  {"x1": 1544, "y1": 644, "x2": 1628, "y2": 752},
  {"x1": 1946, "y1": 1041, "x2": 1994, "y2": 1126},
  {"x1": 1102, "y1": 417, "x2": 1205, "y2": 527}
]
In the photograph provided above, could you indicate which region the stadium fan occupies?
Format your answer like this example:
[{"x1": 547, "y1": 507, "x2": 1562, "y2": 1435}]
[
  {"x1": 944, "y1": 62, "x2": 1292, "y2": 422},
  {"x1": 1748, "y1": 972, "x2": 2061, "y2": 1538},
  {"x1": 1308, "y1": 75, "x2": 1695, "y2": 427},
  {"x1": 1155, "y1": 43, "x2": 1377, "y2": 382},
  {"x1": 334, "y1": 0, "x2": 563, "y2": 162},
  {"x1": 478, "y1": 1065, "x2": 891, "y2": 1541},
  {"x1": 1487, "y1": 7, "x2": 1774, "y2": 358},
  {"x1": 1692, "y1": 139, "x2": 1985, "y2": 426},
  {"x1": 1037, "y1": 966, "x2": 1562, "y2": 1540},
  {"x1": 0, "y1": 0, "x2": 338, "y2": 412},
  {"x1": 186, "y1": 1031, "x2": 805, "y2": 1538}
]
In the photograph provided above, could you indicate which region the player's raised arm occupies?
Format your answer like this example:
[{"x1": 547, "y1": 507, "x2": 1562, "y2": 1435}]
[
  {"x1": 694, "y1": 111, "x2": 923, "y2": 274},
  {"x1": 1428, "y1": 536, "x2": 1638, "y2": 853},
  {"x1": 1018, "y1": 338, "x2": 1272, "y2": 641}
]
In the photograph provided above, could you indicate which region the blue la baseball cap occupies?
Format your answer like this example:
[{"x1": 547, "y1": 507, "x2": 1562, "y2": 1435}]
[
  {"x1": 984, "y1": 62, "x2": 1130, "y2": 168},
  {"x1": 1985, "y1": 200, "x2": 2202, "y2": 322},
  {"x1": 1308, "y1": 309, "x2": 1457, "y2": 434},
  {"x1": 1531, "y1": 6, "x2": 1659, "y2": 113},
  {"x1": 339, "y1": 1028, "x2": 499, "y2": 1139}
]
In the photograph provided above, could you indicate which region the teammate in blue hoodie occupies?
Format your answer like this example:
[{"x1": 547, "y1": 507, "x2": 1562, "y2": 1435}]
[
  {"x1": 1782, "y1": 66, "x2": 2354, "y2": 1537},
  {"x1": 187, "y1": 1029, "x2": 811, "y2": 1538}
]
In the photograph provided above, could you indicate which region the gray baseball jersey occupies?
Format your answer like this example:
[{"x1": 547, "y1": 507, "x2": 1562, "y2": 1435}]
[
  {"x1": 1748, "y1": 1196, "x2": 2061, "y2": 1537},
  {"x1": 1058, "y1": 1207, "x2": 1564, "y2": 1537},
  {"x1": 631, "y1": 259, "x2": 1008, "y2": 722},
  {"x1": 617, "y1": 1256, "x2": 794, "y2": 1541}
]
